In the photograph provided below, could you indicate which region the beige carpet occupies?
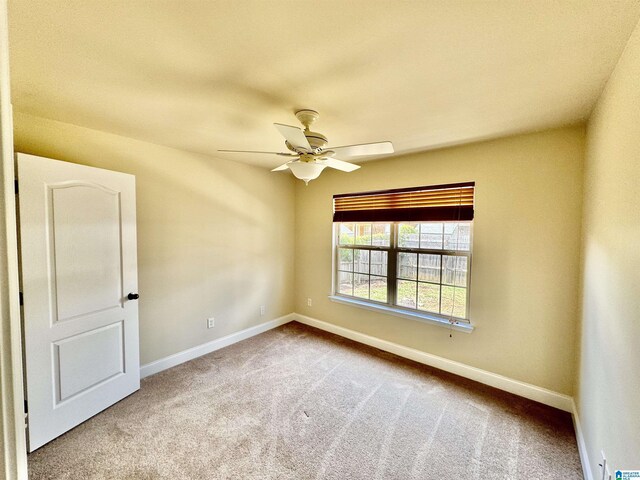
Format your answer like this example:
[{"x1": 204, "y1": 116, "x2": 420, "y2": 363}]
[{"x1": 28, "y1": 322, "x2": 583, "y2": 479}]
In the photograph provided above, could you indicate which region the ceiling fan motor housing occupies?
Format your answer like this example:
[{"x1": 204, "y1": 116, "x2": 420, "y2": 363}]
[
  {"x1": 305, "y1": 131, "x2": 328, "y2": 150},
  {"x1": 284, "y1": 131, "x2": 327, "y2": 153},
  {"x1": 291, "y1": 109, "x2": 328, "y2": 152}
]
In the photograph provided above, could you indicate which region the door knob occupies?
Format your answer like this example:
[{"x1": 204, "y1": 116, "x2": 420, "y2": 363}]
[{"x1": 127, "y1": 293, "x2": 139, "y2": 300}]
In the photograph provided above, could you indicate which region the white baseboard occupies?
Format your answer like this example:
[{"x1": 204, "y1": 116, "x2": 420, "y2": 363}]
[
  {"x1": 140, "y1": 310, "x2": 574, "y2": 411},
  {"x1": 572, "y1": 400, "x2": 593, "y2": 480},
  {"x1": 140, "y1": 313, "x2": 295, "y2": 378},
  {"x1": 139, "y1": 312, "x2": 587, "y2": 475},
  {"x1": 293, "y1": 313, "x2": 574, "y2": 413}
]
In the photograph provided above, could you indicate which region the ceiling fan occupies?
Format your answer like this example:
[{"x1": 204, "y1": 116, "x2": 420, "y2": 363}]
[{"x1": 219, "y1": 109, "x2": 394, "y2": 184}]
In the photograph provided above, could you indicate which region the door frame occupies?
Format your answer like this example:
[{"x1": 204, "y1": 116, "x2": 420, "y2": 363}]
[{"x1": 0, "y1": 1, "x2": 29, "y2": 478}]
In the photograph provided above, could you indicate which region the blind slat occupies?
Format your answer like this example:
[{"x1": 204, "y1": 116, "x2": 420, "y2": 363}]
[
  {"x1": 335, "y1": 195, "x2": 474, "y2": 206},
  {"x1": 335, "y1": 195, "x2": 474, "y2": 208},
  {"x1": 335, "y1": 188, "x2": 475, "y2": 202},
  {"x1": 335, "y1": 188, "x2": 474, "y2": 199},
  {"x1": 333, "y1": 182, "x2": 475, "y2": 222}
]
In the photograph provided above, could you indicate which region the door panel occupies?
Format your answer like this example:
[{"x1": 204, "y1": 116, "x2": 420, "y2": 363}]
[
  {"x1": 50, "y1": 183, "x2": 123, "y2": 321},
  {"x1": 18, "y1": 153, "x2": 140, "y2": 452},
  {"x1": 55, "y1": 320, "x2": 125, "y2": 402}
]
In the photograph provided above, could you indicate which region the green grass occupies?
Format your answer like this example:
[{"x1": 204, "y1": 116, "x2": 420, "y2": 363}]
[
  {"x1": 396, "y1": 280, "x2": 467, "y2": 318},
  {"x1": 342, "y1": 276, "x2": 466, "y2": 319},
  {"x1": 353, "y1": 278, "x2": 387, "y2": 302}
]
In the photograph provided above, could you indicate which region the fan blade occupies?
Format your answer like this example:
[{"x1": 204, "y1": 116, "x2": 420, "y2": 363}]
[
  {"x1": 320, "y1": 158, "x2": 361, "y2": 172},
  {"x1": 330, "y1": 141, "x2": 394, "y2": 157},
  {"x1": 271, "y1": 162, "x2": 293, "y2": 172},
  {"x1": 274, "y1": 123, "x2": 311, "y2": 151},
  {"x1": 218, "y1": 150, "x2": 294, "y2": 156}
]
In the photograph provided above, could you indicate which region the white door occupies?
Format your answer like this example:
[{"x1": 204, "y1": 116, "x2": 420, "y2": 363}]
[{"x1": 17, "y1": 153, "x2": 140, "y2": 452}]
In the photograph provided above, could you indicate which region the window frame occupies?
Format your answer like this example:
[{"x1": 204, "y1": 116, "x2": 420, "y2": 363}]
[{"x1": 333, "y1": 221, "x2": 473, "y2": 325}]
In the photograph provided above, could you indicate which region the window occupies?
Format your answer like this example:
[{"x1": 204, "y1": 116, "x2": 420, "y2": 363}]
[
  {"x1": 336, "y1": 223, "x2": 390, "y2": 303},
  {"x1": 333, "y1": 183, "x2": 474, "y2": 324}
]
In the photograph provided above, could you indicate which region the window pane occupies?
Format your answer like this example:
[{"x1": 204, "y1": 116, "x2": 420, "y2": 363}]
[
  {"x1": 370, "y1": 276, "x2": 388, "y2": 302},
  {"x1": 457, "y1": 222, "x2": 472, "y2": 251},
  {"x1": 444, "y1": 222, "x2": 472, "y2": 251},
  {"x1": 338, "y1": 248, "x2": 353, "y2": 271},
  {"x1": 418, "y1": 283, "x2": 440, "y2": 314},
  {"x1": 353, "y1": 273, "x2": 369, "y2": 299},
  {"x1": 420, "y1": 223, "x2": 443, "y2": 249},
  {"x1": 441, "y1": 286, "x2": 467, "y2": 318},
  {"x1": 397, "y1": 280, "x2": 417, "y2": 308},
  {"x1": 339, "y1": 223, "x2": 354, "y2": 245},
  {"x1": 443, "y1": 223, "x2": 458, "y2": 250},
  {"x1": 372, "y1": 223, "x2": 391, "y2": 247},
  {"x1": 355, "y1": 223, "x2": 372, "y2": 245},
  {"x1": 442, "y1": 255, "x2": 468, "y2": 287},
  {"x1": 397, "y1": 252, "x2": 417, "y2": 280},
  {"x1": 338, "y1": 271, "x2": 353, "y2": 296},
  {"x1": 370, "y1": 250, "x2": 388, "y2": 276},
  {"x1": 354, "y1": 249, "x2": 370, "y2": 274},
  {"x1": 418, "y1": 254, "x2": 441, "y2": 283},
  {"x1": 398, "y1": 223, "x2": 419, "y2": 248}
]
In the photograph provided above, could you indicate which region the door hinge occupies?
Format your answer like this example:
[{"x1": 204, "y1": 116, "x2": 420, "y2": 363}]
[
  {"x1": 14, "y1": 179, "x2": 18, "y2": 194},
  {"x1": 24, "y1": 400, "x2": 28, "y2": 413},
  {"x1": 19, "y1": 291, "x2": 23, "y2": 306}
]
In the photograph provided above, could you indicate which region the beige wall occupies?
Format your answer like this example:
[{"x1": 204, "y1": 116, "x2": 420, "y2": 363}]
[
  {"x1": 295, "y1": 126, "x2": 584, "y2": 395},
  {"x1": 13, "y1": 113, "x2": 295, "y2": 365},
  {"x1": 578, "y1": 21, "x2": 640, "y2": 477},
  {"x1": 11, "y1": 115, "x2": 586, "y2": 400}
]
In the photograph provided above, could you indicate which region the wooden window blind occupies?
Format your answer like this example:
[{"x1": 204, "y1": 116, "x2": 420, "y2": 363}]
[{"x1": 333, "y1": 182, "x2": 475, "y2": 222}]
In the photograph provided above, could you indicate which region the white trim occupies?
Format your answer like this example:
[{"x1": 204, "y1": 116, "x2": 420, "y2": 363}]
[
  {"x1": 293, "y1": 313, "x2": 573, "y2": 412},
  {"x1": 8, "y1": 303, "x2": 588, "y2": 477},
  {"x1": 572, "y1": 399, "x2": 593, "y2": 480},
  {"x1": 0, "y1": 1, "x2": 28, "y2": 478},
  {"x1": 328, "y1": 295, "x2": 474, "y2": 333},
  {"x1": 140, "y1": 314, "x2": 295, "y2": 378}
]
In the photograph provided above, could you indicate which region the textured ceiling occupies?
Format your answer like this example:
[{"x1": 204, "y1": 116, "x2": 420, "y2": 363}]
[{"x1": 8, "y1": 1, "x2": 640, "y2": 168}]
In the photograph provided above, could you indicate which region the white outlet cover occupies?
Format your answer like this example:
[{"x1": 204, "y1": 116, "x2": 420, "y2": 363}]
[{"x1": 207, "y1": 318, "x2": 215, "y2": 328}]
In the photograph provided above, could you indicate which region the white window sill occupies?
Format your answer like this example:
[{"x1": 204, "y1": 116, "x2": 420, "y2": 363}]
[{"x1": 328, "y1": 295, "x2": 475, "y2": 333}]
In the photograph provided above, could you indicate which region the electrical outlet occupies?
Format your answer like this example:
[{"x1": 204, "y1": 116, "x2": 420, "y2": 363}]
[
  {"x1": 307, "y1": 298, "x2": 312, "y2": 307},
  {"x1": 260, "y1": 305, "x2": 265, "y2": 316},
  {"x1": 207, "y1": 317, "x2": 215, "y2": 329}
]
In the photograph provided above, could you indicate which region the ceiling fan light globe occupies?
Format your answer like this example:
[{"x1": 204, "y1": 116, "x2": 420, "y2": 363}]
[{"x1": 288, "y1": 162, "x2": 326, "y2": 185}]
